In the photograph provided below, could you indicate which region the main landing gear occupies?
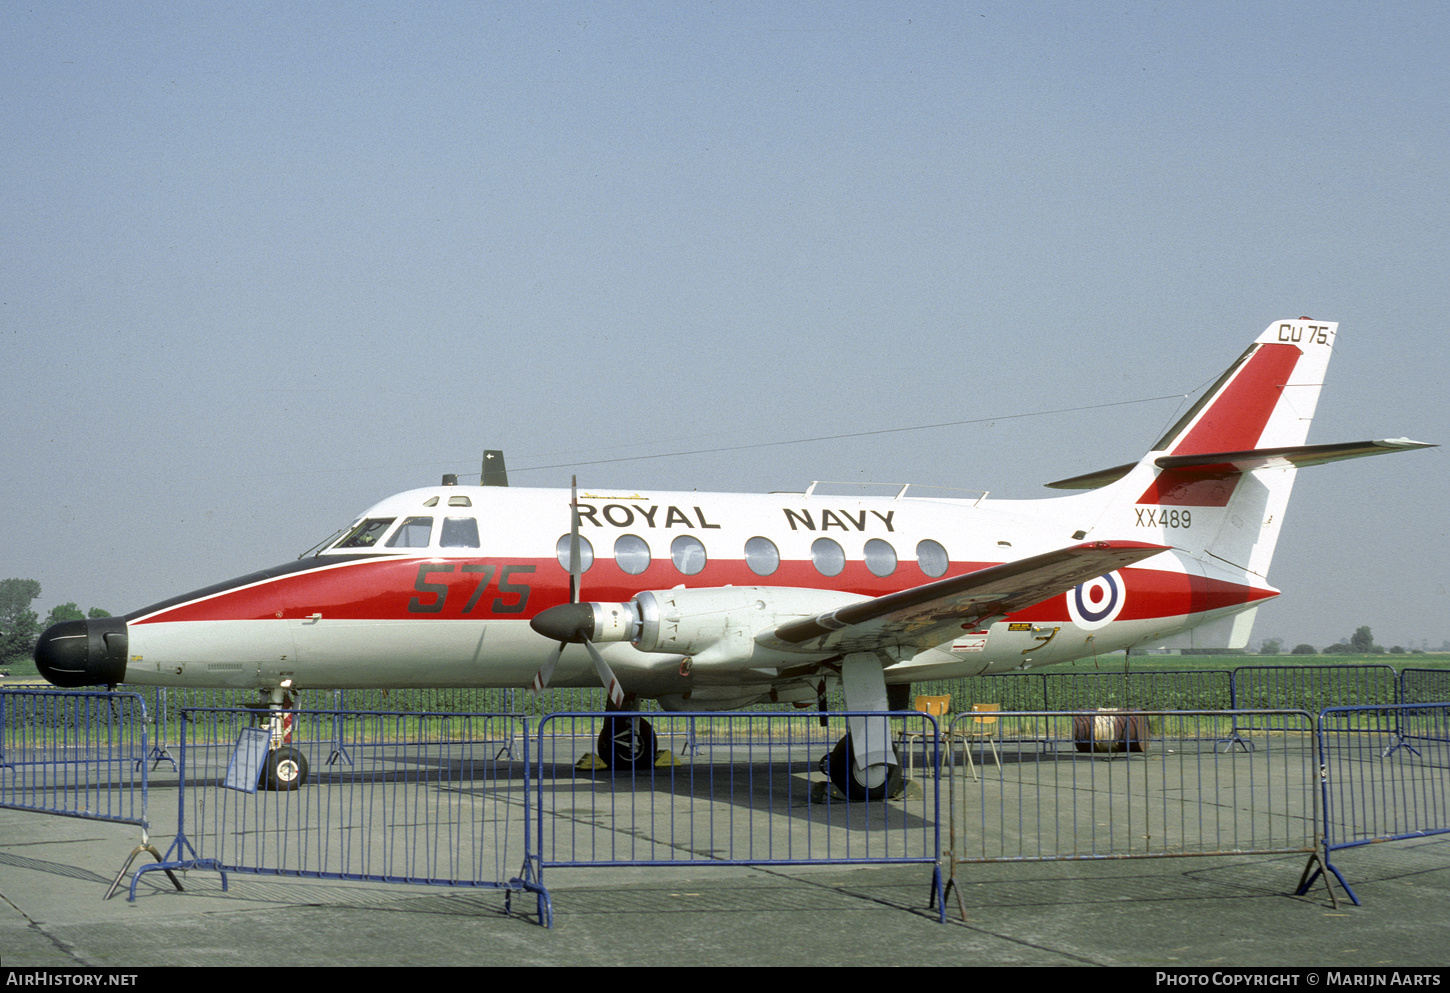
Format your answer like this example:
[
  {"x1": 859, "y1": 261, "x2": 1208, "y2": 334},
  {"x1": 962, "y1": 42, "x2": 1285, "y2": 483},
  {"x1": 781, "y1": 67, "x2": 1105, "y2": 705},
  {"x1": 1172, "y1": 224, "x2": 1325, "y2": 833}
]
[
  {"x1": 597, "y1": 713, "x2": 657, "y2": 770},
  {"x1": 823, "y1": 734, "x2": 903, "y2": 802},
  {"x1": 818, "y1": 653, "x2": 903, "y2": 801}
]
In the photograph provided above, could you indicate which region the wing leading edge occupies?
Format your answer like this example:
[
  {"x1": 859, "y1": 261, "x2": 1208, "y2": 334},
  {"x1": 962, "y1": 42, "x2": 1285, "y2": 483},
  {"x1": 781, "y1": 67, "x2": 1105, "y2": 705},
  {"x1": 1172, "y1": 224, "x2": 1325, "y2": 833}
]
[{"x1": 760, "y1": 540, "x2": 1169, "y2": 657}]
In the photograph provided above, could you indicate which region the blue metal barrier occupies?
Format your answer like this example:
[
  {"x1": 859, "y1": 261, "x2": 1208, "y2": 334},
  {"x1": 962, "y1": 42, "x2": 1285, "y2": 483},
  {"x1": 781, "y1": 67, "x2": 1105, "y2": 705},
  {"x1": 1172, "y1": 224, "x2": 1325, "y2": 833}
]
[
  {"x1": 0, "y1": 689, "x2": 150, "y2": 827},
  {"x1": 1231, "y1": 664, "x2": 1400, "y2": 730},
  {"x1": 1400, "y1": 669, "x2": 1450, "y2": 708},
  {"x1": 1039, "y1": 669, "x2": 1234, "y2": 712},
  {"x1": 1300, "y1": 703, "x2": 1450, "y2": 905},
  {"x1": 134, "y1": 707, "x2": 548, "y2": 920},
  {"x1": 530, "y1": 710, "x2": 945, "y2": 923},
  {"x1": 944, "y1": 708, "x2": 1318, "y2": 917}
]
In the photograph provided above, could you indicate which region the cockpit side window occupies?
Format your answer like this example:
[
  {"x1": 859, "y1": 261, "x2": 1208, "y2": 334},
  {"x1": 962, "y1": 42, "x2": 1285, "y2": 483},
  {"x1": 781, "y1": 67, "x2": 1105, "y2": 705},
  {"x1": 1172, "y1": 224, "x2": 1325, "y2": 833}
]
[
  {"x1": 440, "y1": 517, "x2": 481, "y2": 548},
  {"x1": 335, "y1": 518, "x2": 396, "y2": 548},
  {"x1": 386, "y1": 516, "x2": 435, "y2": 548}
]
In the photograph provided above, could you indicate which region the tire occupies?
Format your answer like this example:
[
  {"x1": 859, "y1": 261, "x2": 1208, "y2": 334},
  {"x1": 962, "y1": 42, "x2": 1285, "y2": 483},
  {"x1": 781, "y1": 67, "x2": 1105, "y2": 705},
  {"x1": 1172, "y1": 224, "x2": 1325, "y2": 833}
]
[
  {"x1": 826, "y1": 734, "x2": 902, "y2": 801},
  {"x1": 264, "y1": 746, "x2": 309, "y2": 791},
  {"x1": 597, "y1": 715, "x2": 657, "y2": 770}
]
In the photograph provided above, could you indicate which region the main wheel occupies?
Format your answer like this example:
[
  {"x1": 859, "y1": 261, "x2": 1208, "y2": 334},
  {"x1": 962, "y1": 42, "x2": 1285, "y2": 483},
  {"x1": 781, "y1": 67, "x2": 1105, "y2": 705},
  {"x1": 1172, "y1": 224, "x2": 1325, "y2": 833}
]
[
  {"x1": 264, "y1": 745, "x2": 309, "y2": 791},
  {"x1": 597, "y1": 715, "x2": 657, "y2": 770},
  {"x1": 826, "y1": 734, "x2": 902, "y2": 801}
]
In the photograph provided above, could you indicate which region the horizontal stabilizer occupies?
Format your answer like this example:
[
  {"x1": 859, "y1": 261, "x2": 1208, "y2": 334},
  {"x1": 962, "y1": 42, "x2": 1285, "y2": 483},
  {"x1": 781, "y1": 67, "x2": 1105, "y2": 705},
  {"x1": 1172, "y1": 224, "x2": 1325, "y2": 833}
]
[
  {"x1": 1043, "y1": 462, "x2": 1137, "y2": 491},
  {"x1": 1154, "y1": 438, "x2": 1436, "y2": 473},
  {"x1": 1045, "y1": 439, "x2": 1434, "y2": 490}
]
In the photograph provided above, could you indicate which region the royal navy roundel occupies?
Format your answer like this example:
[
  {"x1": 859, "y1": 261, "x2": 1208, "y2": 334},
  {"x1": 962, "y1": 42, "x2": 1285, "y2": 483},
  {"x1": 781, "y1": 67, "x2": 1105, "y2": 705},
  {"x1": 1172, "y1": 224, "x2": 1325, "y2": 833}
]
[{"x1": 1067, "y1": 571, "x2": 1125, "y2": 630}]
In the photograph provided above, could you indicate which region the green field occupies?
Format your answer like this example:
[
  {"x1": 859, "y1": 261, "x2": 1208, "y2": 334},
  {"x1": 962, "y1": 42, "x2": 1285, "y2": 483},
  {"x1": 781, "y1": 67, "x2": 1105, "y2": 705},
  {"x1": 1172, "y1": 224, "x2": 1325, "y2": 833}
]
[{"x1": 5, "y1": 652, "x2": 1448, "y2": 716}]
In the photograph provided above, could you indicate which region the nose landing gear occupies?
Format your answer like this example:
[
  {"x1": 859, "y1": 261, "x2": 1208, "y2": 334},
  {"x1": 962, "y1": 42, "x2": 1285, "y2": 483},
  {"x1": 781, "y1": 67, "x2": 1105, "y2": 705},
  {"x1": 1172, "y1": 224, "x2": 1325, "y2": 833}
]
[{"x1": 259, "y1": 684, "x2": 309, "y2": 790}]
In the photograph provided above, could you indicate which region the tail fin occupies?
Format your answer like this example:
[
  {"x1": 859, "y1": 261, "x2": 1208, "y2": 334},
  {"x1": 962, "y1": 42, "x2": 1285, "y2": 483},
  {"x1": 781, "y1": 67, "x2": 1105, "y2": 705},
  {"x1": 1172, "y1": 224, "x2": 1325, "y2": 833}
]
[
  {"x1": 1048, "y1": 319, "x2": 1431, "y2": 646},
  {"x1": 1150, "y1": 318, "x2": 1335, "y2": 458},
  {"x1": 1053, "y1": 318, "x2": 1338, "y2": 573},
  {"x1": 1132, "y1": 318, "x2": 1337, "y2": 581}
]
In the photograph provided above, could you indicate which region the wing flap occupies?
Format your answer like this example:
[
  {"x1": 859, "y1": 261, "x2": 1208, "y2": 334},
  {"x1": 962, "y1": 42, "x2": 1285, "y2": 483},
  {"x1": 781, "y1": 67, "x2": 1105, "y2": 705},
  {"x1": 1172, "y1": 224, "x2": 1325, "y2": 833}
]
[{"x1": 763, "y1": 540, "x2": 1168, "y2": 655}]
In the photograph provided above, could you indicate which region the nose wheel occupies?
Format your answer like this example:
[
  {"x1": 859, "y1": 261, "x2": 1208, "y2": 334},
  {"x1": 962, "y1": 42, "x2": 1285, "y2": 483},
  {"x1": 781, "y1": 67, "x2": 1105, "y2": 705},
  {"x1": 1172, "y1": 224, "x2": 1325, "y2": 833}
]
[{"x1": 264, "y1": 745, "x2": 309, "y2": 791}]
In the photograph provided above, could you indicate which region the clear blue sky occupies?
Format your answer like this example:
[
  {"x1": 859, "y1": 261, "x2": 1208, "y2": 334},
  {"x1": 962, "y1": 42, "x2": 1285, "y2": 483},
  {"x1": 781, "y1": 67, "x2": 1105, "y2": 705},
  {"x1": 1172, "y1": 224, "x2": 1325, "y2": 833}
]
[{"x1": 4, "y1": 1, "x2": 1446, "y2": 651}]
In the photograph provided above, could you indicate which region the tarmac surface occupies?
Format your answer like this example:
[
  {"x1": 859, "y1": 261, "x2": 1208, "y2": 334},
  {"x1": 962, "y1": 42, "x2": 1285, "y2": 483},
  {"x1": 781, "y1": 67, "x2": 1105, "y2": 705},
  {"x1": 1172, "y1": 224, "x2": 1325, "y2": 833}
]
[{"x1": 2, "y1": 803, "x2": 1449, "y2": 969}]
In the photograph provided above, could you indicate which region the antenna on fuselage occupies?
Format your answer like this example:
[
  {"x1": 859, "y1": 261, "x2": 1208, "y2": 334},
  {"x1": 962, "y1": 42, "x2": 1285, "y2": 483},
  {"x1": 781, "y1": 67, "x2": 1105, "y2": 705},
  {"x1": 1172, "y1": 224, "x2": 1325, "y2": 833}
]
[{"x1": 482, "y1": 450, "x2": 509, "y2": 486}]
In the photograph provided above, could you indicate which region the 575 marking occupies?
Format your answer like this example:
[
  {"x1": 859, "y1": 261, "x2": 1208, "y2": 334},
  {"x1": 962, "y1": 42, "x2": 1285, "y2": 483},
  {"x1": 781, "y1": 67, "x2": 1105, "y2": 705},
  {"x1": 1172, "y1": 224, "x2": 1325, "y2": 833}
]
[
  {"x1": 408, "y1": 563, "x2": 535, "y2": 615},
  {"x1": 1136, "y1": 508, "x2": 1192, "y2": 529}
]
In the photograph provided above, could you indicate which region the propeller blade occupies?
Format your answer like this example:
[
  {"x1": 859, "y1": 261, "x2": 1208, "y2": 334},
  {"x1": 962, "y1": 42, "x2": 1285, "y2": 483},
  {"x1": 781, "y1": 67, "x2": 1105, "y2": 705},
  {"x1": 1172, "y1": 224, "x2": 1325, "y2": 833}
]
[
  {"x1": 568, "y1": 474, "x2": 582, "y2": 604},
  {"x1": 530, "y1": 475, "x2": 593, "y2": 698},
  {"x1": 532, "y1": 641, "x2": 564, "y2": 695},
  {"x1": 582, "y1": 638, "x2": 625, "y2": 710}
]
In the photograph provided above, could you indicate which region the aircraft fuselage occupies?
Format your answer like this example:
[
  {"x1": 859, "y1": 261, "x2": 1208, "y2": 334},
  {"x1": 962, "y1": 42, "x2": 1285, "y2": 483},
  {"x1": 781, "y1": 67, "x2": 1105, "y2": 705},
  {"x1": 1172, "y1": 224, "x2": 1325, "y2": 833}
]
[{"x1": 60, "y1": 482, "x2": 1271, "y2": 708}]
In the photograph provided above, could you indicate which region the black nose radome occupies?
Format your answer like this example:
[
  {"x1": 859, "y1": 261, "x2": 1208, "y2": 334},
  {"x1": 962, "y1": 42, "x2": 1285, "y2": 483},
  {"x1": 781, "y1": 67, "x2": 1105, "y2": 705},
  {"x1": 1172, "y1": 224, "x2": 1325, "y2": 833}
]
[{"x1": 34, "y1": 617, "x2": 129, "y2": 688}]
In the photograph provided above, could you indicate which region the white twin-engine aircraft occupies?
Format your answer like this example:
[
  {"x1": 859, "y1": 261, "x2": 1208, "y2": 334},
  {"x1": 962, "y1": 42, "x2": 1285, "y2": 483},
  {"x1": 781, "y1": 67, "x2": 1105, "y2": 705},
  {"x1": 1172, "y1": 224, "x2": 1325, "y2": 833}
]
[{"x1": 36, "y1": 319, "x2": 1432, "y2": 797}]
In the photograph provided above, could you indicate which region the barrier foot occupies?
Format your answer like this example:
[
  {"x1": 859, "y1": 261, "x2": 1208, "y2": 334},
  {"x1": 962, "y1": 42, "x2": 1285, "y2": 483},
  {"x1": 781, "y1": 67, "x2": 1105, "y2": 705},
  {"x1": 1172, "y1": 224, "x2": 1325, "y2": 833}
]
[
  {"x1": 1216, "y1": 733, "x2": 1253, "y2": 753},
  {"x1": 512, "y1": 857, "x2": 553, "y2": 928},
  {"x1": 105, "y1": 844, "x2": 183, "y2": 901},
  {"x1": 146, "y1": 745, "x2": 178, "y2": 772},
  {"x1": 927, "y1": 864, "x2": 946, "y2": 923},
  {"x1": 1382, "y1": 734, "x2": 1421, "y2": 759},
  {"x1": 1296, "y1": 851, "x2": 1358, "y2": 908},
  {"x1": 130, "y1": 859, "x2": 227, "y2": 903},
  {"x1": 942, "y1": 855, "x2": 970, "y2": 923},
  {"x1": 504, "y1": 882, "x2": 552, "y2": 928}
]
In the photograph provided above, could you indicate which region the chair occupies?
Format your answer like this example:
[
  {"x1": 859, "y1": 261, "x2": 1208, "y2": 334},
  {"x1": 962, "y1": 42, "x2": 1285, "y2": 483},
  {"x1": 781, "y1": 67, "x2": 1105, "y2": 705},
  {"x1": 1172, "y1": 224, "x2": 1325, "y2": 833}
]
[
  {"x1": 956, "y1": 703, "x2": 1003, "y2": 781},
  {"x1": 900, "y1": 694, "x2": 951, "y2": 777}
]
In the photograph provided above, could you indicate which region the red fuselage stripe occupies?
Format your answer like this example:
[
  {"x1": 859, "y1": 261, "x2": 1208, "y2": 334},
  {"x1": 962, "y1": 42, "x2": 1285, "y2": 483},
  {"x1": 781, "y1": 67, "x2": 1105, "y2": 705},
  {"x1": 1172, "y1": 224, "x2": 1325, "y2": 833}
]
[{"x1": 131, "y1": 556, "x2": 1275, "y2": 626}]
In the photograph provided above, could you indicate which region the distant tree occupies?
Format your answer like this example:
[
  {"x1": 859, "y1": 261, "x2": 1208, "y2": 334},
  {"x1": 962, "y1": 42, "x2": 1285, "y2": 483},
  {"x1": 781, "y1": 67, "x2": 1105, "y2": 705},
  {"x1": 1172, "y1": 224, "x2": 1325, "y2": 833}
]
[
  {"x1": 1351, "y1": 626, "x2": 1375, "y2": 654},
  {"x1": 1259, "y1": 638, "x2": 1283, "y2": 656},
  {"x1": 0, "y1": 579, "x2": 43, "y2": 664},
  {"x1": 44, "y1": 603, "x2": 85, "y2": 628},
  {"x1": 1322, "y1": 642, "x2": 1352, "y2": 654},
  {"x1": 1291, "y1": 644, "x2": 1317, "y2": 655},
  {"x1": 1389, "y1": 645, "x2": 1405, "y2": 654},
  {"x1": 40, "y1": 603, "x2": 111, "y2": 628}
]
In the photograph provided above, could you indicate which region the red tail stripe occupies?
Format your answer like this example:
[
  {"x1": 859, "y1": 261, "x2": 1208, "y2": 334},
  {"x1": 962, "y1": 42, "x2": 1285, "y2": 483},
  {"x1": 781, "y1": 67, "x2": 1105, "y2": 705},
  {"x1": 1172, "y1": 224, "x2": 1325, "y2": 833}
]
[{"x1": 1169, "y1": 343, "x2": 1300, "y2": 456}]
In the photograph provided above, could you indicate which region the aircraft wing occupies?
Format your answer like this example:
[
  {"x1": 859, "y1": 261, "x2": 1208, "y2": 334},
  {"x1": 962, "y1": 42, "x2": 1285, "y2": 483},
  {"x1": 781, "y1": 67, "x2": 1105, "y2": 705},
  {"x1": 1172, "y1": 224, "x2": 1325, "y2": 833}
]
[{"x1": 758, "y1": 540, "x2": 1168, "y2": 657}]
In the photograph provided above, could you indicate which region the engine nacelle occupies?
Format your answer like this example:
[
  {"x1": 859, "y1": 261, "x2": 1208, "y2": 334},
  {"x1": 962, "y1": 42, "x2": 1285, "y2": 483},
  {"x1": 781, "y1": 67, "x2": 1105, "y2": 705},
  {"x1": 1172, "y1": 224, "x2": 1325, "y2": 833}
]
[
  {"x1": 536, "y1": 586, "x2": 869, "y2": 667},
  {"x1": 626, "y1": 587, "x2": 866, "y2": 661}
]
